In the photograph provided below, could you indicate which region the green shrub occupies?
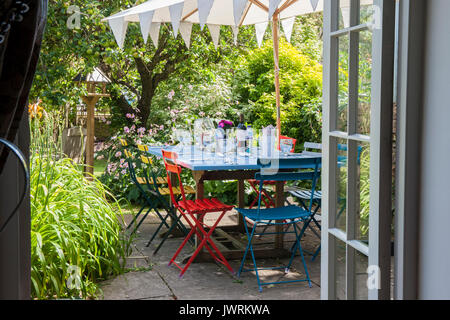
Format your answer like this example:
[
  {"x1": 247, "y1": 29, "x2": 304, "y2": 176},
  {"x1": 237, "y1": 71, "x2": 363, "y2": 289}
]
[
  {"x1": 358, "y1": 147, "x2": 370, "y2": 239},
  {"x1": 30, "y1": 112, "x2": 130, "y2": 299},
  {"x1": 336, "y1": 145, "x2": 370, "y2": 239},
  {"x1": 233, "y1": 39, "x2": 323, "y2": 150}
]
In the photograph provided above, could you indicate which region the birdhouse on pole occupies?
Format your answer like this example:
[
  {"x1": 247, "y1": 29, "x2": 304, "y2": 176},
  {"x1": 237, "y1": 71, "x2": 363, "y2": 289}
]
[{"x1": 73, "y1": 67, "x2": 110, "y2": 178}]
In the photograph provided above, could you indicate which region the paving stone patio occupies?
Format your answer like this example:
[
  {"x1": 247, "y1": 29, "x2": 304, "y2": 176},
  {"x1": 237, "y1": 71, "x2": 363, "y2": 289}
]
[{"x1": 99, "y1": 209, "x2": 322, "y2": 300}]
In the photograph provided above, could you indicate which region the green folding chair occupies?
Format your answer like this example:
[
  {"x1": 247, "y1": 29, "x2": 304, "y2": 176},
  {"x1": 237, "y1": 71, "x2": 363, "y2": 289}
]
[{"x1": 136, "y1": 144, "x2": 195, "y2": 254}]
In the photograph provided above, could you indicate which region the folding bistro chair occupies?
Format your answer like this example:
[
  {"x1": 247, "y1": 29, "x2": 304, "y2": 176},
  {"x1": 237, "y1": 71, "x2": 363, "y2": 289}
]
[
  {"x1": 161, "y1": 149, "x2": 235, "y2": 277},
  {"x1": 247, "y1": 135, "x2": 297, "y2": 210},
  {"x1": 236, "y1": 158, "x2": 321, "y2": 292},
  {"x1": 136, "y1": 146, "x2": 195, "y2": 254},
  {"x1": 285, "y1": 142, "x2": 323, "y2": 260},
  {"x1": 120, "y1": 140, "x2": 195, "y2": 254},
  {"x1": 287, "y1": 142, "x2": 363, "y2": 260},
  {"x1": 119, "y1": 139, "x2": 169, "y2": 235}
]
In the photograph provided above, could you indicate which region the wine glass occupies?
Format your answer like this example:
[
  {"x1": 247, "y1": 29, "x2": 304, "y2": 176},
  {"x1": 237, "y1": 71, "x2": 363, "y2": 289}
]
[
  {"x1": 171, "y1": 128, "x2": 183, "y2": 151},
  {"x1": 202, "y1": 117, "x2": 215, "y2": 132},
  {"x1": 215, "y1": 128, "x2": 226, "y2": 156},
  {"x1": 194, "y1": 119, "x2": 204, "y2": 150},
  {"x1": 202, "y1": 130, "x2": 214, "y2": 157},
  {"x1": 280, "y1": 139, "x2": 293, "y2": 156},
  {"x1": 225, "y1": 128, "x2": 237, "y2": 163}
]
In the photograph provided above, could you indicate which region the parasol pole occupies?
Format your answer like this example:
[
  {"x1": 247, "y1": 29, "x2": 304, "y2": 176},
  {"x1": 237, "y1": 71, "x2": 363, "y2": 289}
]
[{"x1": 272, "y1": 12, "x2": 281, "y2": 147}]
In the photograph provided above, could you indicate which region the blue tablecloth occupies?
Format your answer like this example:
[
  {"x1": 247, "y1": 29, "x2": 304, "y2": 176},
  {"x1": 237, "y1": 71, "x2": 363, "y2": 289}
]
[{"x1": 146, "y1": 145, "x2": 321, "y2": 171}]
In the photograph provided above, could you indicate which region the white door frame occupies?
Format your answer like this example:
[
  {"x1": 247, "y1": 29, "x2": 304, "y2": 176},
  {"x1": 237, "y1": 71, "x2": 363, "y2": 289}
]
[{"x1": 321, "y1": 0, "x2": 396, "y2": 300}]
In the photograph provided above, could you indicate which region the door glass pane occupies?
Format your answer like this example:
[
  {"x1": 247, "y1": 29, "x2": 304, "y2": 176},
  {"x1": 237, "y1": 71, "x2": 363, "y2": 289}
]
[
  {"x1": 358, "y1": 29, "x2": 373, "y2": 136},
  {"x1": 339, "y1": 0, "x2": 351, "y2": 29},
  {"x1": 336, "y1": 139, "x2": 348, "y2": 231},
  {"x1": 356, "y1": 142, "x2": 370, "y2": 242},
  {"x1": 338, "y1": 34, "x2": 349, "y2": 132},
  {"x1": 355, "y1": 250, "x2": 369, "y2": 299},
  {"x1": 360, "y1": 0, "x2": 374, "y2": 25},
  {"x1": 335, "y1": 238, "x2": 347, "y2": 300}
]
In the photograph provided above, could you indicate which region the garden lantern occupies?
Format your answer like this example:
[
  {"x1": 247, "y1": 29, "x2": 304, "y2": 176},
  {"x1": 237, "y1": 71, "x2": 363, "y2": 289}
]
[{"x1": 73, "y1": 67, "x2": 111, "y2": 178}]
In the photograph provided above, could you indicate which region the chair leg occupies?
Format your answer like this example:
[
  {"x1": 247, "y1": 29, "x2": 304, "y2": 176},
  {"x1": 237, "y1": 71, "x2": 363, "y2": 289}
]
[
  {"x1": 157, "y1": 196, "x2": 195, "y2": 248},
  {"x1": 146, "y1": 210, "x2": 173, "y2": 247},
  {"x1": 238, "y1": 222, "x2": 258, "y2": 277},
  {"x1": 168, "y1": 216, "x2": 198, "y2": 267},
  {"x1": 287, "y1": 222, "x2": 312, "y2": 287},
  {"x1": 311, "y1": 245, "x2": 321, "y2": 261},
  {"x1": 249, "y1": 181, "x2": 273, "y2": 209},
  {"x1": 152, "y1": 210, "x2": 194, "y2": 254},
  {"x1": 126, "y1": 204, "x2": 148, "y2": 230},
  {"x1": 289, "y1": 203, "x2": 322, "y2": 254},
  {"x1": 179, "y1": 210, "x2": 233, "y2": 277},
  {"x1": 260, "y1": 188, "x2": 276, "y2": 208},
  {"x1": 135, "y1": 206, "x2": 169, "y2": 235},
  {"x1": 248, "y1": 230, "x2": 263, "y2": 293},
  {"x1": 238, "y1": 219, "x2": 264, "y2": 292}
]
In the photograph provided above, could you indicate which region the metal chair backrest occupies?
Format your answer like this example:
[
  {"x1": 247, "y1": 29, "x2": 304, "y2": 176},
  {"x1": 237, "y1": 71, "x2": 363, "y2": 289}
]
[
  {"x1": 119, "y1": 138, "x2": 128, "y2": 147},
  {"x1": 137, "y1": 144, "x2": 149, "y2": 152},
  {"x1": 120, "y1": 141, "x2": 153, "y2": 190},
  {"x1": 303, "y1": 142, "x2": 322, "y2": 155},
  {"x1": 279, "y1": 135, "x2": 297, "y2": 153},
  {"x1": 255, "y1": 158, "x2": 321, "y2": 218},
  {"x1": 303, "y1": 142, "x2": 362, "y2": 165},
  {"x1": 121, "y1": 147, "x2": 143, "y2": 187},
  {"x1": 336, "y1": 144, "x2": 363, "y2": 165},
  {"x1": 161, "y1": 150, "x2": 189, "y2": 210},
  {"x1": 137, "y1": 145, "x2": 165, "y2": 190}
]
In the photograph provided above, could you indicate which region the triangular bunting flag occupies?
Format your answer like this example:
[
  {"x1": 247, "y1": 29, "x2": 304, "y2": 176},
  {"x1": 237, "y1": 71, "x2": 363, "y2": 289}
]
[
  {"x1": 255, "y1": 22, "x2": 268, "y2": 47},
  {"x1": 310, "y1": 0, "x2": 320, "y2": 11},
  {"x1": 198, "y1": 0, "x2": 214, "y2": 30},
  {"x1": 231, "y1": 25, "x2": 239, "y2": 45},
  {"x1": 169, "y1": 2, "x2": 184, "y2": 36},
  {"x1": 150, "y1": 22, "x2": 161, "y2": 48},
  {"x1": 281, "y1": 17, "x2": 295, "y2": 43},
  {"x1": 207, "y1": 24, "x2": 221, "y2": 48},
  {"x1": 139, "y1": 11, "x2": 154, "y2": 44},
  {"x1": 268, "y1": 0, "x2": 282, "y2": 19},
  {"x1": 179, "y1": 22, "x2": 193, "y2": 48},
  {"x1": 108, "y1": 17, "x2": 128, "y2": 49},
  {"x1": 233, "y1": 0, "x2": 248, "y2": 26}
]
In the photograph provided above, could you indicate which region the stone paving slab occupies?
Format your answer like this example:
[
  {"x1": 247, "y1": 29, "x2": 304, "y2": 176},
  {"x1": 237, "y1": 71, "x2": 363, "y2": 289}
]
[
  {"x1": 100, "y1": 212, "x2": 321, "y2": 300},
  {"x1": 100, "y1": 271, "x2": 173, "y2": 300}
]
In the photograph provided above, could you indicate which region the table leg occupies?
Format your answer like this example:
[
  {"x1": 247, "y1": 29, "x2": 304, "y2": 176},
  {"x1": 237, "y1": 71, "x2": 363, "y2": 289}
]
[
  {"x1": 194, "y1": 172, "x2": 205, "y2": 248},
  {"x1": 275, "y1": 181, "x2": 285, "y2": 249},
  {"x1": 237, "y1": 179, "x2": 246, "y2": 232}
]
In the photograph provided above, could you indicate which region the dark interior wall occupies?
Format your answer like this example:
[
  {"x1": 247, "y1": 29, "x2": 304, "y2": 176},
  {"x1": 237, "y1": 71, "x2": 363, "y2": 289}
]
[
  {"x1": 0, "y1": 0, "x2": 47, "y2": 299},
  {"x1": 0, "y1": 116, "x2": 30, "y2": 299}
]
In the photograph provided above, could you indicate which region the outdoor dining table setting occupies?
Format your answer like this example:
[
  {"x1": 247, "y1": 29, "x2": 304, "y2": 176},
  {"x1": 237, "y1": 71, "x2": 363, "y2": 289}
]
[{"x1": 134, "y1": 118, "x2": 322, "y2": 291}]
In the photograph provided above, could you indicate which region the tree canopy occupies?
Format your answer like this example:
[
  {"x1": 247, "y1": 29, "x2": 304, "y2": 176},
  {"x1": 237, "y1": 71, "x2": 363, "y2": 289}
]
[{"x1": 31, "y1": 0, "x2": 323, "y2": 138}]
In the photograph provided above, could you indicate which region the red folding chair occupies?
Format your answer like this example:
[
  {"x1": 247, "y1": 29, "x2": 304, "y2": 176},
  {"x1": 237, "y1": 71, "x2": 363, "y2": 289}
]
[
  {"x1": 248, "y1": 136, "x2": 297, "y2": 210},
  {"x1": 161, "y1": 150, "x2": 235, "y2": 277}
]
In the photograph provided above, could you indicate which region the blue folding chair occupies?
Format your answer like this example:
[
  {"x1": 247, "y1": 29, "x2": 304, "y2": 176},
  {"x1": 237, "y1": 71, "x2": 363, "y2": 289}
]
[
  {"x1": 287, "y1": 142, "x2": 362, "y2": 261},
  {"x1": 236, "y1": 158, "x2": 321, "y2": 292}
]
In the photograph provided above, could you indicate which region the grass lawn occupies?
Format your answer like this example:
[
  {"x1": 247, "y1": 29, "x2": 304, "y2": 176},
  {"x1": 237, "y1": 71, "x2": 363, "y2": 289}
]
[
  {"x1": 93, "y1": 159, "x2": 147, "y2": 221},
  {"x1": 94, "y1": 159, "x2": 107, "y2": 177}
]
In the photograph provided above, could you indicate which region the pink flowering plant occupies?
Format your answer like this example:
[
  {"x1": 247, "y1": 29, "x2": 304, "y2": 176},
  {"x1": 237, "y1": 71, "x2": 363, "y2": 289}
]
[
  {"x1": 150, "y1": 75, "x2": 240, "y2": 133},
  {"x1": 95, "y1": 122, "x2": 166, "y2": 204}
]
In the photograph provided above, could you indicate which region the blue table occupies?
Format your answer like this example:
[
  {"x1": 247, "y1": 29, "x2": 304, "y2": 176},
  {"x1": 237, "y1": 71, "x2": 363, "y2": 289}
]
[
  {"x1": 147, "y1": 145, "x2": 322, "y2": 260},
  {"x1": 146, "y1": 145, "x2": 321, "y2": 171}
]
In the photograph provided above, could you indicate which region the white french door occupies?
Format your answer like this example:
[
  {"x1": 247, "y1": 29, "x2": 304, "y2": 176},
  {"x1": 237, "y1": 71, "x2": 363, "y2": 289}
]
[{"x1": 321, "y1": 0, "x2": 395, "y2": 300}]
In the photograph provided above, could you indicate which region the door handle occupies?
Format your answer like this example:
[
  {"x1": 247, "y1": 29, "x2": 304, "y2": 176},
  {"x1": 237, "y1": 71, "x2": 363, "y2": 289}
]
[{"x1": 0, "y1": 138, "x2": 29, "y2": 234}]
